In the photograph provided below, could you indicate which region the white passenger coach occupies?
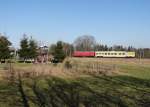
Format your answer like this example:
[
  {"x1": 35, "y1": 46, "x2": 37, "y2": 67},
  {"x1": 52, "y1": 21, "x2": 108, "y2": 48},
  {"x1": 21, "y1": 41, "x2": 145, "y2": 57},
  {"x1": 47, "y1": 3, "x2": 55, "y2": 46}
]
[{"x1": 95, "y1": 51, "x2": 135, "y2": 58}]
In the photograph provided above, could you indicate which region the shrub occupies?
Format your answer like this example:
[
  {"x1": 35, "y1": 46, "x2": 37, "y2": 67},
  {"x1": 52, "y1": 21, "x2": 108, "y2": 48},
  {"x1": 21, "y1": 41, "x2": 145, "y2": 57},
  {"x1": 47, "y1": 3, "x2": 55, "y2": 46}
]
[{"x1": 64, "y1": 61, "x2": 72, "y2": 69}]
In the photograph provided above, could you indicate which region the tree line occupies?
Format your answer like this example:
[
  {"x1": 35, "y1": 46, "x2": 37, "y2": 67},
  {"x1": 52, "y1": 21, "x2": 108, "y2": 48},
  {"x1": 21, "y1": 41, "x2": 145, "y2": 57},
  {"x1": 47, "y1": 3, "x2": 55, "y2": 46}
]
[{"x1": 0, "y1": 33, "x2": 150, "y2": 63}]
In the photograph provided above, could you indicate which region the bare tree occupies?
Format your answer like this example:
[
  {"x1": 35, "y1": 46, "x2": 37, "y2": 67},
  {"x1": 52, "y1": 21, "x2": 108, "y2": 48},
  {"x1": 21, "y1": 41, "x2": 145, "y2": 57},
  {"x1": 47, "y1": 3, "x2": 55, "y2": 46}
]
[{"x1": 74, "y1": 35, "x2": 96, "y2": 51}]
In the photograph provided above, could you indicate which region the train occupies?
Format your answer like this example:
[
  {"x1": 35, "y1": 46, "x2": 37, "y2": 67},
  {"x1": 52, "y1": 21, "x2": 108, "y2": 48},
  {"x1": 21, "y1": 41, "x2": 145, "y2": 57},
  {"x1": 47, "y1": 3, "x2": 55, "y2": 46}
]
[{"x1": 73, "y1": 51, "x2": 135, "y2": 58}]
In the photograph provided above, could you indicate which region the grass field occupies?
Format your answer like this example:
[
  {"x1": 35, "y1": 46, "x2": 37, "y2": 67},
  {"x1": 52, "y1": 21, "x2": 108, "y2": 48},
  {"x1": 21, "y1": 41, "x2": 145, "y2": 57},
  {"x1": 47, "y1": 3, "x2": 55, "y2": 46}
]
[
  {"x1": 0, "y1": 58, "x2": 150, "y2": 107},
  {"x1": 70, "y1": 58, "x2": 150, "y2": 79}
]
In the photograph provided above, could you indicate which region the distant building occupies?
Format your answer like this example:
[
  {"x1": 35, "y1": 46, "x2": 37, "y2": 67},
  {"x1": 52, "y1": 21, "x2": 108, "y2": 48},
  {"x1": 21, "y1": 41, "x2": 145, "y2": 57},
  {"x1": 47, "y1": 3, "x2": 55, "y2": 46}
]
[{"x1": 36, "y1": 46, "x2": 49, "y2": 63}]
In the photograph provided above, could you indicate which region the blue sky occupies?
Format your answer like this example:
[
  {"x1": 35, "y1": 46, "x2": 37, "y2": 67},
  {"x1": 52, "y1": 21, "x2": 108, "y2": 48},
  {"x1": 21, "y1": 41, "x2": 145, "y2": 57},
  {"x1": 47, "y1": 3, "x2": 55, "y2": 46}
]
[{"x1": 0, "y1": 0, "x2": 150, "y2": 48}]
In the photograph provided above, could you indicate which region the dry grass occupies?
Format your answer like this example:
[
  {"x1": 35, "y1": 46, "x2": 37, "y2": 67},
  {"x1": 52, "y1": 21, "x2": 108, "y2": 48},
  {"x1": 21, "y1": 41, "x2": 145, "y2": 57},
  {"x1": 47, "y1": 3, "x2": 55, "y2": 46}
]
[
  {"x1": 1, "y1": 57, "x2": 150, "y2": 80},
  {"x1": 0, "y1": 63, "x2": 84, "y2": 80}
]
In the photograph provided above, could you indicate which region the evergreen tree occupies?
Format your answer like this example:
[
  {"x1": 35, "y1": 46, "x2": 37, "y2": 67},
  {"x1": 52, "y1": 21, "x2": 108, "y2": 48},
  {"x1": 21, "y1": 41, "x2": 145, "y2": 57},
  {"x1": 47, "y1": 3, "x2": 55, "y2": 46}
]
[
  {"x1": 0, "y1": 34, "x2": 12, "y2": 62},
  {"x1": 104, "y1": 45, "x2": 108, "y2": 51},
  {"x1": 28, "y1": 38, "x2": 38, "y2": 60},
  {"x1": 54, "y1": 41, "x2": 66, "y2": 62},
  {"x1": 49, "y1": 44, "x2": 56, "y2": 55},
  {"x1": 18, "y1": 35, "x2": 29, "y2": 62}
]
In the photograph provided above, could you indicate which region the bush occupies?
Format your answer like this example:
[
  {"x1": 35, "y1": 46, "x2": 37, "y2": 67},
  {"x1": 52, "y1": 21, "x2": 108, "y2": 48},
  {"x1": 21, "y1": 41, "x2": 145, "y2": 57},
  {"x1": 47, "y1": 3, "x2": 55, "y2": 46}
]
[{"x1": 64, "y1": 61, "x2": 72, "y2": 69}]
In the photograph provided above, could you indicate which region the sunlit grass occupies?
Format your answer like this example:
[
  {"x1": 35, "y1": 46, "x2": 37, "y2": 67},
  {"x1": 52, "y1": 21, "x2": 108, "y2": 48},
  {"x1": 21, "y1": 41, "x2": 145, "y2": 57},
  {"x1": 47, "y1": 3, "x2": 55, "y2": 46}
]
[{"x1": 118, "y1": 64, "x2": 150, "y2": 79}]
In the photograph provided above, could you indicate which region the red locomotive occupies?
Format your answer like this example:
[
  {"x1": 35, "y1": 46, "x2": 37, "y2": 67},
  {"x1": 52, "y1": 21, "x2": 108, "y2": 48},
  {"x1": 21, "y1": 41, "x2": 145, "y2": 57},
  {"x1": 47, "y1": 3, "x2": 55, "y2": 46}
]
[{"x1": 73, "y1": 51, "x2": 95, "y2": 57}]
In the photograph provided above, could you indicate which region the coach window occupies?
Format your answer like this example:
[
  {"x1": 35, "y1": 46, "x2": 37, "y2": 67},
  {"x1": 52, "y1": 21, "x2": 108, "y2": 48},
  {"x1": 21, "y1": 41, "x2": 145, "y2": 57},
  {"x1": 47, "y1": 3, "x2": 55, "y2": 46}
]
[
  {"x1": 114, "y1": 53, "x2": 117, "y2": 55},
  {"x1": 111, "y1": 53, "x2": 114, "y2": 55},
  {"x1": 123, "y1": 53, "x2": 125, "y2": 55},
  {"x1": 119, "y1": 53, "x2": 121, "y2": 55},
  {"x1": 108, "y1": 53, "x2": 110, "y2": 55},
  {"x1": 105, "y1": 53, "x2": 107, "y2": 55}
]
